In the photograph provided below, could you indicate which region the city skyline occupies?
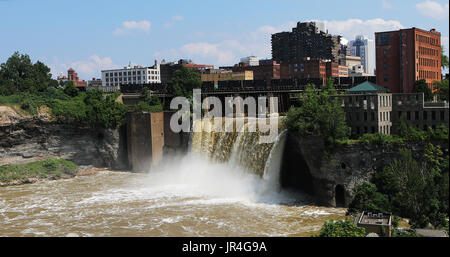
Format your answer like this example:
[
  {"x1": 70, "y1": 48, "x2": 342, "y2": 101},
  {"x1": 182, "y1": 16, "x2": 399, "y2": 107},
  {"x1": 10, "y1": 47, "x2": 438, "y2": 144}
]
[{"x1": 0, "y1": 0, "x2": 448, "y2": 80}]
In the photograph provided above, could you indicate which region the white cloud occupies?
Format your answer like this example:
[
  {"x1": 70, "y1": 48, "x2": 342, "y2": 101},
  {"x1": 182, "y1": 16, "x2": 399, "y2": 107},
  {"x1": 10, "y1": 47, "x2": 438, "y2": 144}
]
[
  {"x1": 172, "y1": 15, "x2": 183, "y2": 21},
  {"x1": 382, "y1": 0, "x2": 393, "y2": 9},
  {"x1": 113, "y1": 20, "x2": 151, "y2": 36},
  {"x1": 416, "y1": 1, "x2": 449, "y2": 20},
  {"x1": 319, "y1": 18, "x2": 404, "y2": 40},
  {"x1": 49, "y1": 55, "x2": 119, "y2": 80},
  {"x1": 164, "y1": 15, "x2": 184, "y2": 29},
  {"x1": 153, "y1": 19, "x2": 404, "y2": 67}
]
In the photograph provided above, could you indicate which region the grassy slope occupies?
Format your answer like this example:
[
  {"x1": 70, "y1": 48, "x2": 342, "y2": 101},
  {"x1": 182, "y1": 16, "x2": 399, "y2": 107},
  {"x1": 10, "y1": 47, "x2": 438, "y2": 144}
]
[{"x1": 0, "y1": 158, "x2": 78, "y2": 184}]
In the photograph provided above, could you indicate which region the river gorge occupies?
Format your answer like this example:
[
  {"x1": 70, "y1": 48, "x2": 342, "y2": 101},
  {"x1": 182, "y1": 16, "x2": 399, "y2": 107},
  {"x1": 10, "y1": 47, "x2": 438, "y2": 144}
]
[{"x1": 2, "y1": 114, "x2": 440, "y2": 237}]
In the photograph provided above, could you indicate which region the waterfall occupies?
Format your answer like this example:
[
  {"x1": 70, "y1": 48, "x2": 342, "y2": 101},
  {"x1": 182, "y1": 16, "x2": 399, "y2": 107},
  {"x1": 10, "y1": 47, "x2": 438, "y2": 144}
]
[
  {"x1": 261, "y1": 130, "x2": 288, "y2": 194},
  {"x1": 191, "y1": 117, "x2": 286, "y2": 190}
]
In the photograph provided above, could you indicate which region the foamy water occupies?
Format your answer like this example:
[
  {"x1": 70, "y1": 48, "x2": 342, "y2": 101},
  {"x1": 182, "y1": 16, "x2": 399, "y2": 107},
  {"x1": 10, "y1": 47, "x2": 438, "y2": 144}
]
[{"x1": 0, "y1": 155, "x2": 346, "y2": 237}]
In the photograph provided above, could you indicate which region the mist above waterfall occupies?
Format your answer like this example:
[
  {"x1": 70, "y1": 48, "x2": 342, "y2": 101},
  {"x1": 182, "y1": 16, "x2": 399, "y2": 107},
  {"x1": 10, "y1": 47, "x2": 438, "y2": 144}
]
[{"x1": 145, "y1": 117, "x2": 310, "y2": 205}]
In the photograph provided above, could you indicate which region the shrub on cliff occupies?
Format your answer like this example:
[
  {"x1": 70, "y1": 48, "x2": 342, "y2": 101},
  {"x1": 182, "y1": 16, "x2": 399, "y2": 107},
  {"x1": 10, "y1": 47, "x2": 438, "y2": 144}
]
[
  {"x1": 347, "y1": 182, "x2": 392, "y2": 215},
  {"x1": 350, "y1": 146, "x2": 449, "y2": 229},
  {"x1": 315, "y1": 219, "x2": 366, "y2": 237},
  {"x1": 359, "y1": 133, "x2": 403, "y2": 145},
  {"x1": 50, "y1": 90, "x2": 127, "y2": 129},
  {"x1": 284, "y1": 82, "x2": 348, "y2": 144}
]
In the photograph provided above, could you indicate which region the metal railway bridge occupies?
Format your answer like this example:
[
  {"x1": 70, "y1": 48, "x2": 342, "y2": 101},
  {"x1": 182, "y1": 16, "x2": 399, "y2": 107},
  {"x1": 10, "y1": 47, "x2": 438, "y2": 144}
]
[{"x1": 120, "y1": 76, "x2": 376, "y2": 114}]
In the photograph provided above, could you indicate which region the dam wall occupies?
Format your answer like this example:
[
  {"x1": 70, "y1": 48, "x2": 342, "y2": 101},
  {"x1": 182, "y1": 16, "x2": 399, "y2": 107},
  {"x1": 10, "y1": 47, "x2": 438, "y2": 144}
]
[{"x1": 126, "y1": 112, "x2": 189, "y2": 172}]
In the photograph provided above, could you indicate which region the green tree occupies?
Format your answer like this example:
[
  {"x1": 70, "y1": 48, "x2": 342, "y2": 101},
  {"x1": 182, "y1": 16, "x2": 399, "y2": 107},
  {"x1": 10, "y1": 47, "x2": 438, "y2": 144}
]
[
  {"x1": 376, "y1": 147, "x2": 447, "y2": 228},
  {"x1": 0, "y1": 51, "x2": 55, "y2": 95},
  {"x1": 441, "y1": 46, "x2": 449, "y2": 70},
  {"x1": 317, "y1": 219, "x2": 366, "y2": 237},
  {"x1": 63, "y1": 81, "x2": 79, "y2": 97},
  {"x1": 284, "y1": 83, "x2": 348, "y2": 144},
  {"x1": 171, "y1": 66, "x2": 202, "y2": 99},
  {"x1": 413, "y1": 79, "x2": 433, "y2": 102},
  {"x1": 347, "y1": 182, "x2": 391, "y2": 215},
  {"x1": 433, "y1": 79, "x2": 449, "y2": 102}
]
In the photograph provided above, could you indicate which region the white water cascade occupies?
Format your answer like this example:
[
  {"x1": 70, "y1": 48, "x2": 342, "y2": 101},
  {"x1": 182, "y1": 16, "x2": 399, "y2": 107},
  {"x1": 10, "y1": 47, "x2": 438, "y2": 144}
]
[{"x1": 190, "y1": 117, "x2": 288, "y2": 195}]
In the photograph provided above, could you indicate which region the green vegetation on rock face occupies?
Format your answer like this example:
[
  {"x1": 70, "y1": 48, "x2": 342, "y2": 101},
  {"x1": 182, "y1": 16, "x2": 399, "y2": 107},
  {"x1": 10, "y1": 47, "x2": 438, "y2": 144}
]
[
  {"x1": 0, "y1": 159, "x2": 78, "y2": 184},
  {"x1": 0, "y1": 52, "x2": 128, "y2": 129},
  {"x1": 315, "y1": 219, "x2": 366, "y2": 237},
  {"x1": 349, "y1": 144, "x2": 449, "y2": 229},
  {"x1": 284, "y1": 79, "x2": 349, "y2": 145}
]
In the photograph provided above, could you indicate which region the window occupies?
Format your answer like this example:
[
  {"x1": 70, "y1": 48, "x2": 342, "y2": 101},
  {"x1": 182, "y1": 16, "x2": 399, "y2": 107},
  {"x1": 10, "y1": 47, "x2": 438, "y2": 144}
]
[
  {"x1": 432, "y1": 111, "x2": 436, "y2": 121},
  {"x1": 383, "y1": 50, "x2": 387, "y2": 56},
  {"x1": 423, "y1": 111, "x2": 428, "y2": 120},
  {"x1": 384, "y1": 63, "x2": 387, "y2": 69},
  {"x1": 415, "y1": 111, "x2": 419, "y2": 120},
  {"x1": 378, "y1": 34, "x2": 389, "y2": 46},
  {"x1": 398, "y1": 111, "x2": 402, "y2": 119},
  {"x1": 384, "y1": 74, "x2": 388, "y2": 82},
  {"x1": 440, "y1": 111, "x2": 445, "y2": 121},
  {"x1": 407, "y1": 112, "x2": 411, "y2": 121}
]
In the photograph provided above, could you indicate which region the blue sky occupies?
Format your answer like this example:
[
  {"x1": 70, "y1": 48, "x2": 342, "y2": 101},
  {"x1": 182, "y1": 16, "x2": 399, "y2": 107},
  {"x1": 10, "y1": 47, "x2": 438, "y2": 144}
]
[{"x1": 0, "y1": 0, "x2": 448, "y2": 80}]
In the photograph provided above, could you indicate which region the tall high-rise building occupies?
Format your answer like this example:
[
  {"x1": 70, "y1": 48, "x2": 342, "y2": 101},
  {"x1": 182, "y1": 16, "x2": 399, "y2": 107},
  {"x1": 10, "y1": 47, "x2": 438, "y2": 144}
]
[
  {"x1": 271, "y1": 21, "x2": 341, "y2": 63},
  {"x1": 350, "y1": 35, "x2": 375, "y2": 75},
  {"x1": 375, "y1": 28, "x2": 441, "y2": 94}
]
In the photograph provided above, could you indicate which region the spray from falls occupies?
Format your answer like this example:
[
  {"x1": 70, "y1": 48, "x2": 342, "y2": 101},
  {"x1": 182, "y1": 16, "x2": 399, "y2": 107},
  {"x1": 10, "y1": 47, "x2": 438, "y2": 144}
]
[{"x1": 190, "y1": 117, "x2": 288, "y2": 195}]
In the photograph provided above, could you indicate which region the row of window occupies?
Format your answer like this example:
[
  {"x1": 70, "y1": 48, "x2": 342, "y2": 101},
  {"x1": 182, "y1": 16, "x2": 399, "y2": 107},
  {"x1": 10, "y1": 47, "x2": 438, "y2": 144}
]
[
  {"x1": 418, "y1": 46, "x2": 438, "y2": 57},
  {"x1": 353, "y1": 125, "x2": 390, "y2": 135},
  {"x1": 398, "y1": 110, "x2": 446, "y2": 121},
  {"x1": 104, "y1": 70, "x2": 160, "y2": 77},
  {"x1": 418, "y1": 57, "x2": 439, "y2": 68},
  {"x1": 418, "y1": 69, "x2": 439, "y2": 80},
  {"x1": 105, "y1": 76, "x2": 160, "y2": 82},
  {"x1": 416, "y1": 34, "x2": 439, "y2": 46}
]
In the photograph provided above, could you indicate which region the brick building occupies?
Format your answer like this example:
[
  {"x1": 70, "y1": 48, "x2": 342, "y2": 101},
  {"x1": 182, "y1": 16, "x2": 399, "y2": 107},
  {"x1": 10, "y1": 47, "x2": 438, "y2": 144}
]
[
  {"x1": 63, "y1": 68, "x2": 87, "y2": 88},
  {"x1": 160, "y1": 59, "x2": 214, "y2": 83},
  {"x1": 221, "y1": 59, "x2": 281, "y2": 81},
  {"x1": 279, "y1": 58, "x2": 340, "y2": 82},
  {"x1": 271, "y1": 21, "x2": 342, "y2": 63},
  {"x1": 200, "y1": 69, "x2": 253, "y2": 87},
  {"x1": 375, "y1": 27, "x2": 441, "y2": 94}
]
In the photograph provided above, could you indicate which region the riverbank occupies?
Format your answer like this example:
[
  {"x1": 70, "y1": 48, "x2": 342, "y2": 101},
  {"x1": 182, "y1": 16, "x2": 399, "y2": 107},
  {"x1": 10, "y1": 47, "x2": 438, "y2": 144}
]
[{"x1": 0, "y1": 159, "x2": 110, "y2": 187}]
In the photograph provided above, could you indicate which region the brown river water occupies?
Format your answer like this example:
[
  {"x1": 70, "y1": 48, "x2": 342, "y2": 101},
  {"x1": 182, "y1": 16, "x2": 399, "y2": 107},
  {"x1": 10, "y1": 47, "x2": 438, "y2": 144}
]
[
  {"x1": 0, "y1": 156, "x2": 345, "y2": 237},
  {"x1": 0, "y1": 118, "x2": 346, "y2": 237}
]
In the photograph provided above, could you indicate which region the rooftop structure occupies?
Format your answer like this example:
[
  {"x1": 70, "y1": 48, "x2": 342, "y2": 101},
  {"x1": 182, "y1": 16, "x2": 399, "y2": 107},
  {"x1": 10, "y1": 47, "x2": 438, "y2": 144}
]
[{"x1": 356, "y1": 212, "x2": 392, "y2": 237}]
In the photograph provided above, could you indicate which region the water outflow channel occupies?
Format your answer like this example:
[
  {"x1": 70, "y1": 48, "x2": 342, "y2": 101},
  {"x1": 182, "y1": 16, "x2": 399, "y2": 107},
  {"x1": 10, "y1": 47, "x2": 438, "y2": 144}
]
[{"x1": 0, "y1": 117, "x2": 345, "y2": 237}]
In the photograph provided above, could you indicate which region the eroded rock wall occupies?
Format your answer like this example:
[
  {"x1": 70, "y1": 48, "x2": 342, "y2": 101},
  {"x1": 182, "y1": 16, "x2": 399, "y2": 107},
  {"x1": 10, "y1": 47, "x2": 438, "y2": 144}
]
[
  {"x1": 0, "y1": 119, "x2": 128, "y2": 170},
  {"x1": 282, "y1": 132, "x2": 448, "y2": 207}
]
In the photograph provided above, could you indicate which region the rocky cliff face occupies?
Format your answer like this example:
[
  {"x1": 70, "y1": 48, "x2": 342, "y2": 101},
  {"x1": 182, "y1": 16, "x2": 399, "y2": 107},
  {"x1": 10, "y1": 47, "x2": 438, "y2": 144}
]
[
  {"x1": 0, "y1": 119, "x2": 128, "y2": 170},
  {"x1": 281, "y1": 132, "x2": 448, "y2": 207}
]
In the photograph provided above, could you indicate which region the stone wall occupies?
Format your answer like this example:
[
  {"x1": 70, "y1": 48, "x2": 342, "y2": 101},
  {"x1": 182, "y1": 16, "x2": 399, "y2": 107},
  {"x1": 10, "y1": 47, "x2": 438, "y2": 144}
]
[
  {"x1": 281, "y1": 131, "x2": 448, "y2": 207},
  {"x1": 0, "y1": 119, "x2": 129, "y2": 170}
]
